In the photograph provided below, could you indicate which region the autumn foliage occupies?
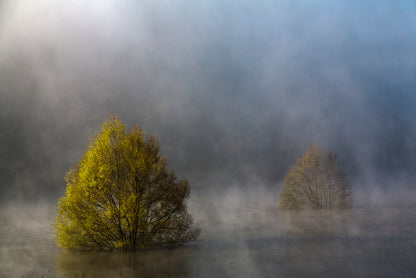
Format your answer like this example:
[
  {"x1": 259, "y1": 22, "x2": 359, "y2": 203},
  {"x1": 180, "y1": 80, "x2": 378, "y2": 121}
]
[
  {"x1": 278, "y1": 145, "x2": 352, "y2": 209},
  {"x1": 55, "y1": 116, "x2": 199, "y2": 250}
]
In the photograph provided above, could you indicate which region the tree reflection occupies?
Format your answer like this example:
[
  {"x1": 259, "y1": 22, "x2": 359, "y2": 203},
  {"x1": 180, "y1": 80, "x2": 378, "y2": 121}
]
[
  {"x1": 277, "y1": 209, "x2": 354, "y2": 237},
  {"x1": 57, "y1": 247, "x2": 192, "y2": 278}
]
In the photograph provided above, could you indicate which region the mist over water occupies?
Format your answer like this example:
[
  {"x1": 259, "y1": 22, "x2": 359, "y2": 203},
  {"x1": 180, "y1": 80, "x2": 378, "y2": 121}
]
[
  {"x1": 1, "y1": 0, "x2": 416, "y2": 277},
  {"x1": 2, "y1": 194, "x2": 416, "y2": 277}
]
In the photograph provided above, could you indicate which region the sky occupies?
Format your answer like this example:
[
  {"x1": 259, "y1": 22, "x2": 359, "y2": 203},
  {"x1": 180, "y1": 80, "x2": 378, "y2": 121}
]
[{"x1": 0, "y1": 0, "x2": 415, "y2": 206}]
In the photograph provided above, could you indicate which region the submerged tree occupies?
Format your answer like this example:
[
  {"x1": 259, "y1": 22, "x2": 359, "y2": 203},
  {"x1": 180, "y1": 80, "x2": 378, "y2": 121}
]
[
  {"x1": 278, "y1": 145, "x2": 352, "y2": 209},
  {"x1": 55, "y1": 116, "x2": 199, "y2": 250}
]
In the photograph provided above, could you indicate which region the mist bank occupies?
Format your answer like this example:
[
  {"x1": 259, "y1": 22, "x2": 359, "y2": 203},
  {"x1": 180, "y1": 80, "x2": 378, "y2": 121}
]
[
  {"x1": 1, "y1": 199, "x2": 416, "y2": 277},
  {"x1": 0, "y1": 0, "x2": 415, "y2": 202}
]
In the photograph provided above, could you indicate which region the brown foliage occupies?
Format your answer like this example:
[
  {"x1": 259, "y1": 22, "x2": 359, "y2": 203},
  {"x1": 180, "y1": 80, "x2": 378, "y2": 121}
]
[{"x1": 278, "y1": 145, "x2": 352, "y2": 209}]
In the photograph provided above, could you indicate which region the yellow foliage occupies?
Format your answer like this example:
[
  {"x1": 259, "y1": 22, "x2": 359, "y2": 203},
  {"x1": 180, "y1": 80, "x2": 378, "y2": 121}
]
[{"x1": 55, "y1": 116, "x2": 199, "y2": 250}]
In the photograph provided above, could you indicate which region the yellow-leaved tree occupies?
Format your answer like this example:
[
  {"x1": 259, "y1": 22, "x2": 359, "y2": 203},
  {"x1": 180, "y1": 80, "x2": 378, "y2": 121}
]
[
  {"x1": 55, "y1": 116, "x2": 199, "y2": 250},
  {"x1": 278, "y1": 145, "x2": 353, "y2": 209}
]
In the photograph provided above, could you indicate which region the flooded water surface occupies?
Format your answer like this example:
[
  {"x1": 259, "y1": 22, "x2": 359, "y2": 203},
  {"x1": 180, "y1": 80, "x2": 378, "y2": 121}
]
[{"x1": 1, "y1": 203, "x2": 416, "y2": 278}]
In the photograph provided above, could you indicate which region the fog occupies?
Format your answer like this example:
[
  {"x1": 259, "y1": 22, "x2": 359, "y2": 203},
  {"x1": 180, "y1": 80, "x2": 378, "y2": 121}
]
[
  {"x1": 2, "y1": 197, "x2": 416, "y2": 277},
  {"x1": 0, "y1": 0, "x2": 416, "y2": 276},
  {"x1": 0, "y1": 0, "x2": 415, "y2": 202}
]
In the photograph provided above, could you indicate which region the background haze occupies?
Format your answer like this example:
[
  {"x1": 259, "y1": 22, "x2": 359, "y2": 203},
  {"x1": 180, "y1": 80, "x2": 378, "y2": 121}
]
[{"x1": 0, "y1": 0, "x2": 415, "y2": 207}]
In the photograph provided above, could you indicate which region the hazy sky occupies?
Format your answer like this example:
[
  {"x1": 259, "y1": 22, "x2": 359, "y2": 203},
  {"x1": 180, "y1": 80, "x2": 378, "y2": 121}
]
[{"x1": 0, "y1": 0, "x2": 415, "y2": 203}]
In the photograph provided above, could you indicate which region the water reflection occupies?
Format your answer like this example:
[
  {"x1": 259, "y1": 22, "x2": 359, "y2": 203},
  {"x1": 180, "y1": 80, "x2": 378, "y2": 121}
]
[
  {"x1": 57, "y1": 247, "x2": 193, "y2": 278},
  {"x1": 2, "y1": 207, "x2": 416, "y2": 277},
  {"x1": 277, "y1": 209, "x2": 354, "y2": 237}
]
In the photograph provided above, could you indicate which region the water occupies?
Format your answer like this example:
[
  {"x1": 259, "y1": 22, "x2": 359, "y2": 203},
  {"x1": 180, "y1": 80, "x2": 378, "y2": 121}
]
[{"x1": 1, "y1": 203, "x2": 416, "y2": 277}]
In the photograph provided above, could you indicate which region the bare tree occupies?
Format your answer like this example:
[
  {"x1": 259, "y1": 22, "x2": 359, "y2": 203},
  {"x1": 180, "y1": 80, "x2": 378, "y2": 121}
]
[{"x1": 278, "y1": 145, "x2": 352, "y2": 209}]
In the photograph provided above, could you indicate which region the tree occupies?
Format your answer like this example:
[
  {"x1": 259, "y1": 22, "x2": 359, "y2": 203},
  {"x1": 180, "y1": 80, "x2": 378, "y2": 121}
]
[
  {"x1": 278, "y1": 145, "x2": 352, "y2": 209},
  {"x1": 55, "y1": 116, "x2": 199, "y2": 250}
]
